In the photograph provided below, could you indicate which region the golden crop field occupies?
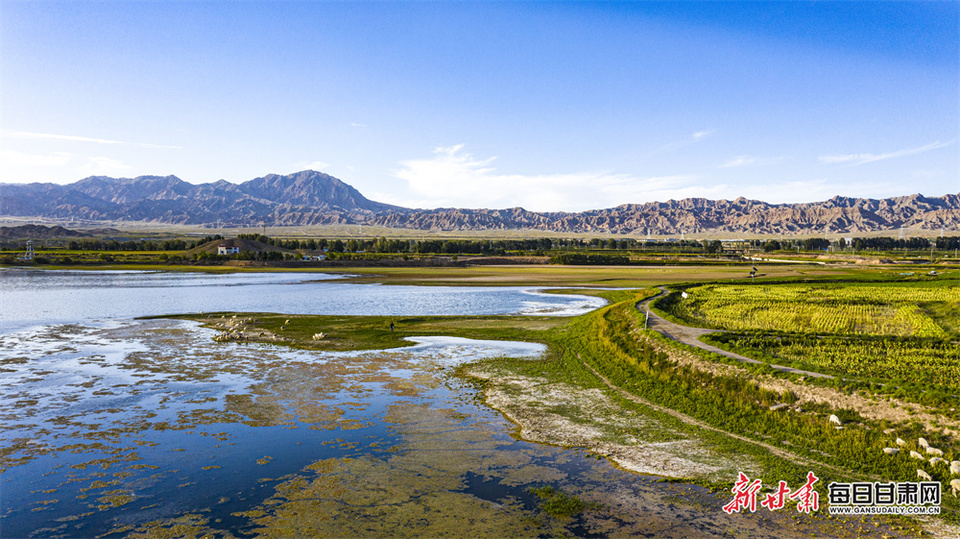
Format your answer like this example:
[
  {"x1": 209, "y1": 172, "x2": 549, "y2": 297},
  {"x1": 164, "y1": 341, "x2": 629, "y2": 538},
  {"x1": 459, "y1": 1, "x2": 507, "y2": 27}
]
[{"x1": 672, "y1": 283, "x2": 957, "y2": 337}]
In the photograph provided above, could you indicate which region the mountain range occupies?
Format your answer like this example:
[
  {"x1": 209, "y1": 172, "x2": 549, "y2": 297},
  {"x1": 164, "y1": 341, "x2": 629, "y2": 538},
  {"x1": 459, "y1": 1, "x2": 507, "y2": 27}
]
[{"x1": 2, "y1": 170, "x2": 958, "y2": 235}]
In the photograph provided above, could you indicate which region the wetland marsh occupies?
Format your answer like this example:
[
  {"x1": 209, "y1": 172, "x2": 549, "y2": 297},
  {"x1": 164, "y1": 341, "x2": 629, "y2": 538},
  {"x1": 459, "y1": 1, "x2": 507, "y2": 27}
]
[{"x1": 1, "y1": 268, "x2": 947, "y2": 537}]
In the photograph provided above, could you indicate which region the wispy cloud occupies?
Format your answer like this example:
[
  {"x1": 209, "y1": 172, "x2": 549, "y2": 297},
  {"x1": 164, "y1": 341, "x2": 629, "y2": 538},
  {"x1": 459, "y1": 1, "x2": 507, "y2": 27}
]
[
  {"x1": 2, "y1": 130, "x2": 181, "y2": 149},
  {"x1": 819, "y1": 140, "x2": 954, "y2": 166},
  {"x1": 642, "y1": 129, "x2": 716, "y2": 159},
  {"x1": 719, "y1": 155, "x2": 786, "y2": 168},
  {"x1": 388, "y1": 145, "x2": 722, "y2": 212},
  {"x1": 691, "y1": 130, "x2": 714, "y2": 141}
]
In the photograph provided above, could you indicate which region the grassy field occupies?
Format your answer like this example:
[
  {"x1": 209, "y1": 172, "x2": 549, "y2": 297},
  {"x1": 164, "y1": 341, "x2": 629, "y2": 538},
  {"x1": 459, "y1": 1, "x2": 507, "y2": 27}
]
[
  {"x1": 327, "y1": 264, "x2": 854, "y2": 287},
  {"x1": 57, "y1": 261, "x2": 872, "y2": 287}
]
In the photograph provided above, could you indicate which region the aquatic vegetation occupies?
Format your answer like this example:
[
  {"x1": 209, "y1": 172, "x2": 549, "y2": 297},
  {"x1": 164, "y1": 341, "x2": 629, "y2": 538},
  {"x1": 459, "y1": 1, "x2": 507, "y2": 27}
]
[{"x1": 530, "y1": 486, "x2": 601, "y2": 517}]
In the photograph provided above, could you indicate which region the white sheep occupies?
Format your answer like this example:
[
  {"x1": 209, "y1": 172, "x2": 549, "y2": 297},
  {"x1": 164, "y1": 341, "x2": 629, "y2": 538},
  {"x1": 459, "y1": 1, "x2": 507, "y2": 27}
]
[
  {"x1": 882, "y1": 447, "x2": 899, "y2": 455},
  {"x1": 918, "y1": 437, "x2": 929, "y2": 449},
  {"x1": 952, "y1": 478, "x2": 960, "y2": 497},
  {"x1": 895, "y1": 437, "x2": 906, "y2": 446},
  {"x1": 917, "y1": 469, "x2": 932, "y2": 481},
  {"x1": 950, "y1": 462, "x2": 960, "y2": 476},
  {"x1": 926, "y1": 446, "x2": 943, "y2": 457},
  {"x1": 930, "y1": 457, "x2": 945, "y2": 466},
  {"x1": 828, "y1": 414, "x2": 841, "y2": 426},
  {"x1": 910, "y1": 450, "x2": 925, "y2": 459}
]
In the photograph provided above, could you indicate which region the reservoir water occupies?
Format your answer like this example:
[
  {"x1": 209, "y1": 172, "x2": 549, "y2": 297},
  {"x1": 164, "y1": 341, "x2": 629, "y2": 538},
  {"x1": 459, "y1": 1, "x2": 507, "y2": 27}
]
[{"x1": 0, "y1": 269, "x2": 604, "y2": 334}]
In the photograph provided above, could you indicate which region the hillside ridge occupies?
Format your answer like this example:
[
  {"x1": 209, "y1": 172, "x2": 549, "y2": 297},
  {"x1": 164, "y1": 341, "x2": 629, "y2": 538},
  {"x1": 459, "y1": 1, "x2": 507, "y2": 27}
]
[{"x1": 2, "y1": 171, "x2": 958, "y2": 234}]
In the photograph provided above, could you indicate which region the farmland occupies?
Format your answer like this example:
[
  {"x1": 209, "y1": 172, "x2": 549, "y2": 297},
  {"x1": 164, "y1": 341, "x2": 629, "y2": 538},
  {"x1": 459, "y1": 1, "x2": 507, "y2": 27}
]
[
  {"x1": 657, "y1": 278, "x2": 960, "y2": 402},
  {"x1": 663, "y1": 281, "x2": 958, "y2": 337},
  {"x1": 585, "y1": 288, "x2": 960, "y2": 523},
  {"x1": 705, "y1": 333, "x2": 960, "y2": 403}
]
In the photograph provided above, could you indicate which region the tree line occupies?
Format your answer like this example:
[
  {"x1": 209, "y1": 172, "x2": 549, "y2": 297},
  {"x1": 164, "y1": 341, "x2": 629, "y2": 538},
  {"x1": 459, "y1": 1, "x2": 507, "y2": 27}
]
[
  {"x1": 66, "y1": 235, "x2": 225, "y2": 252},
  {"x1": 41, "y1": 233, "x2": 960, "y2": 255}
]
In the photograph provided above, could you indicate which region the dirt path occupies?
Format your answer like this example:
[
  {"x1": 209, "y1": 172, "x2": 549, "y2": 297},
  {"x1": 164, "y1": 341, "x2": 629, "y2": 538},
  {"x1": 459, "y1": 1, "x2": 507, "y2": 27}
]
[
  {"x1": 639, "y1": 287, "x2": 834, "y2": 379},
  {"x1": 576, "y1": 353, "x2": 862, "y2": 479}
]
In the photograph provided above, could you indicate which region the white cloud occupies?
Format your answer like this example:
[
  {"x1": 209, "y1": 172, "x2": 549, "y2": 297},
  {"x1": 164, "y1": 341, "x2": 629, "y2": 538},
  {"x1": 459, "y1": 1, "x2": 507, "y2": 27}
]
[
  {"x1": 0, "y1": 149, "x2": 135, "y2": 183},
  {"x1": 2, "y1": 130, "x2": 181, "y2": 149},
  {"x1": 292, "y1": 160, "x2": 331, "y2": 172},
  {"x1": 819, "y1": 140, "x2": 954, "y2": 166},
  {"x1": 390, "y1": 145, "x2": 722, "y2": 211},
  {"x1": 691, "y1": 130, "x2": 714, "y2": 141},
  {"x1": 78, "y1": 156, "x2": 136, "y2": 177},
  {"x1": 0, "y1": 149, "x2": 73, "y2": 169}
]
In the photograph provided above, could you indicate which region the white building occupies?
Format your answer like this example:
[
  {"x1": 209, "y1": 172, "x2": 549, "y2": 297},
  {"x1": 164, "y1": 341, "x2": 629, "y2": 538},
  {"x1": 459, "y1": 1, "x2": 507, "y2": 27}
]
[{"x1": 218, "y1": 244, "x2": 240, "y2": 255}]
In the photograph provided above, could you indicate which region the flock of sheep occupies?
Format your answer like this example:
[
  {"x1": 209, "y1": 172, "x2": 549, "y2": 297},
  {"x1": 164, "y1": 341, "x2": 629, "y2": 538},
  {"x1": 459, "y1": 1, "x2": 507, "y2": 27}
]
[
  {"x1": 212, "y1": 315, "x2": 287, "y2": 342},
  {"x1": 832, "y1": 410, "x2": 960, "y2": 498}
]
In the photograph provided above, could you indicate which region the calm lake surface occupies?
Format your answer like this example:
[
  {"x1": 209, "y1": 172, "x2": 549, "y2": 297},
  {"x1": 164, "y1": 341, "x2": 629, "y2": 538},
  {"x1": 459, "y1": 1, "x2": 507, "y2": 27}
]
[
  {"x1": 0, "y1": 270, "x2": 818, "y2": 538},
  {"x1": 0, "y1": 269, "x2": 605, "y2": 334}
]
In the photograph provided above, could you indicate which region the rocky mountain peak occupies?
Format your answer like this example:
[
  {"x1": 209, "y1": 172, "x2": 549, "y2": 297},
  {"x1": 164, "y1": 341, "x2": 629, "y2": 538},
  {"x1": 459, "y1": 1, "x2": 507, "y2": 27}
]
[{"x1": 1, "y1": 172, "x2": 958, "y2": 234}]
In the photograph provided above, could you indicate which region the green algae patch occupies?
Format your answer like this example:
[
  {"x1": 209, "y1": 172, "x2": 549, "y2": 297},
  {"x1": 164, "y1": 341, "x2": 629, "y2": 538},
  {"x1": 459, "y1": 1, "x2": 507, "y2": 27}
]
[
  {"x1": 95, "y1": 489, "x2": 135, "y2": 510},
  {"x1": 496, "y1": 464, "x2": 567, "y2": 487},
  {"x1": 292, "y1": 403, "x2": 344, "y2": 424},
  {"x1": 530, "y1": 486, "x2": 601, "y2": 518},
  {"x1": 126, "y1": 514, "x2": 239, "y2": 539},
  {"x1": 79, "y1": 479, "x2": 120, "y2": 492},
  {"x1": 239, "y1": 456, "x2": 559, "y2": 539}
]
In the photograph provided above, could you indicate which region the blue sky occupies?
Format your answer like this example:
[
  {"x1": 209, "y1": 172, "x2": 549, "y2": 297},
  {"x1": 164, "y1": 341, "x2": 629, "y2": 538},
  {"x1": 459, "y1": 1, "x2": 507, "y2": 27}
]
[{"x1": 2, "y1": 1, "x2": 957, "y2": 211}]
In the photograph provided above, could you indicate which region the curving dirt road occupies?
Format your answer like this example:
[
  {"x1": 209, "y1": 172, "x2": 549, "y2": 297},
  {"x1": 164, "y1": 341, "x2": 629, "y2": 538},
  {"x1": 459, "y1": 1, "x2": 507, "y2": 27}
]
[{"x1": 638, "y1": 287, "x2": 834, "y2": 379}]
